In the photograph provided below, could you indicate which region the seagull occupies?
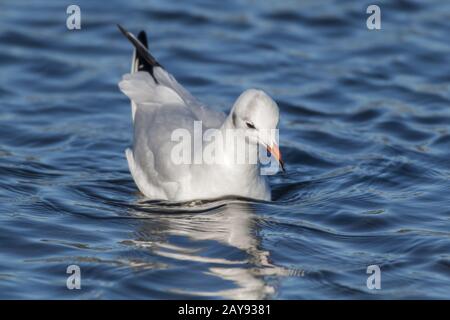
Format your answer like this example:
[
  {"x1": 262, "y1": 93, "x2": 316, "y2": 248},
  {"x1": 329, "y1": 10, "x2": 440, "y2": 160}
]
[{"x1": 117, "y1": 25, "x2": 284, "y2": 202}]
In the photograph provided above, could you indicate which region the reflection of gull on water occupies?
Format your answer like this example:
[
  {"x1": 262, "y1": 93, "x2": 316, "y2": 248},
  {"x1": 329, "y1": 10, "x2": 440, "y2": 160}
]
[{"x1": 127, "y1": 199, "x2": 294, "y2": 299}]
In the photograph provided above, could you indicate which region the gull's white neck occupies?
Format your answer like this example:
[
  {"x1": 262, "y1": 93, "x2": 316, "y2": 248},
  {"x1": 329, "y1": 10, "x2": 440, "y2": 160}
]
[{"x1": 213, "y1": 115, "x2": 260, "y2": 175}]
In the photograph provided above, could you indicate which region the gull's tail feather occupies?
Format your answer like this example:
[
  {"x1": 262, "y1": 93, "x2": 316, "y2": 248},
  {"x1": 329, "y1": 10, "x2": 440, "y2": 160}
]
[{"x1": 118, "y1": 24, "x2": 160, "y2": 83}]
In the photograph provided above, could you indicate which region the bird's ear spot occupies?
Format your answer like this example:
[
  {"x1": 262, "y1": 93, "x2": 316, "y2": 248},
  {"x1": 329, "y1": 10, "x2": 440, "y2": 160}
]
[{"x1": 232, "y1": 113, "x2": 237, "y2": 126}]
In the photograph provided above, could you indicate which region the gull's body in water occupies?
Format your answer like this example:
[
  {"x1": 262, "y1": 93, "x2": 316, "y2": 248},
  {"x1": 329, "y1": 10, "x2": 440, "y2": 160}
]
[{"x1": 118, "y1": 25, "x2": 283, "y2": 201}]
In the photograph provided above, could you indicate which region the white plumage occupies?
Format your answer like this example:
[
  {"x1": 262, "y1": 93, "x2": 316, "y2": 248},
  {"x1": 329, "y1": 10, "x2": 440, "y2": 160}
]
[{"x1": 118, "y1": 26, "x2": 283, "y2": 201}]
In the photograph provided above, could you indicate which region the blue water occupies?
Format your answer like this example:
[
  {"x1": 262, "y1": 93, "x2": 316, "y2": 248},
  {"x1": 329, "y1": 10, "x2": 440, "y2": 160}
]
[{"x1": 0, "y1": 0, "x2": 449, "y2": 299}]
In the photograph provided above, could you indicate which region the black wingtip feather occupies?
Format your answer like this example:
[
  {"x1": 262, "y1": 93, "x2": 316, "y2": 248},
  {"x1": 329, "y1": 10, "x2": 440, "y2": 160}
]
[
  {"x1": 137, "y1": 31, "x2": 148, "y2": 49},
  {"x1": 117, "y1": 24, "x2": 161, "y2": 82},
  {"x1": 135, "y1": 30, "x2": 155, "y2": 75}
]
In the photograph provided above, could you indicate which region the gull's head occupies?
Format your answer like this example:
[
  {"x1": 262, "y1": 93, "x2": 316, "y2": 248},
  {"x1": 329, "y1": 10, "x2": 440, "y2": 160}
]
[{"x1": 230, "y1": 89, "x2": 284, "y2": 171}]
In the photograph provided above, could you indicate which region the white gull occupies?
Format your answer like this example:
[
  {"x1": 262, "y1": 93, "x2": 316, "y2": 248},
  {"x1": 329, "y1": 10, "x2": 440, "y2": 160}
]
[{"x1": 117, "y1": 25, "x2": 284, "y2": 201}]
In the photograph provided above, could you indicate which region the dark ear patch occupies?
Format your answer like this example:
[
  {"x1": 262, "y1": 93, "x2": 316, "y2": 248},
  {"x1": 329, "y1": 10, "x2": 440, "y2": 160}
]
[{"x1": 232, "y1": 113, "x2": 237, "y2": 126}]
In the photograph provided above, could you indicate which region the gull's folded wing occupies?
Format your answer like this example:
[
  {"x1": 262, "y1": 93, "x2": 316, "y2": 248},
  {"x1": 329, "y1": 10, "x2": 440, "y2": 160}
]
[{"x1": 117, "y1": 25, "x2": 226, "y2": 128}]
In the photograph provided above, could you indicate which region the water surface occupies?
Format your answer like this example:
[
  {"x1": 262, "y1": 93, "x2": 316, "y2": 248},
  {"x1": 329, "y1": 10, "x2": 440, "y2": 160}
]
[{"x1": 0, "y1": 0, "x2": 449, "y2": 299}]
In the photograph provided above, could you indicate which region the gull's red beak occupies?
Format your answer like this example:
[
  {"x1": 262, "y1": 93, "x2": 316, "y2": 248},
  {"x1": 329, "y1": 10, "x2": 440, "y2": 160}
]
[{"x1": 267, "y1": 144, "x2": 285, "y2": 172}]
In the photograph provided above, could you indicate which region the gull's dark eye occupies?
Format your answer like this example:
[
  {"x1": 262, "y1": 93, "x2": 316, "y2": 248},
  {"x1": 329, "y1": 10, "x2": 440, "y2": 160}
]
[{"x1": 246, "y1": 121, "x2": 256, "y2": 129}]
